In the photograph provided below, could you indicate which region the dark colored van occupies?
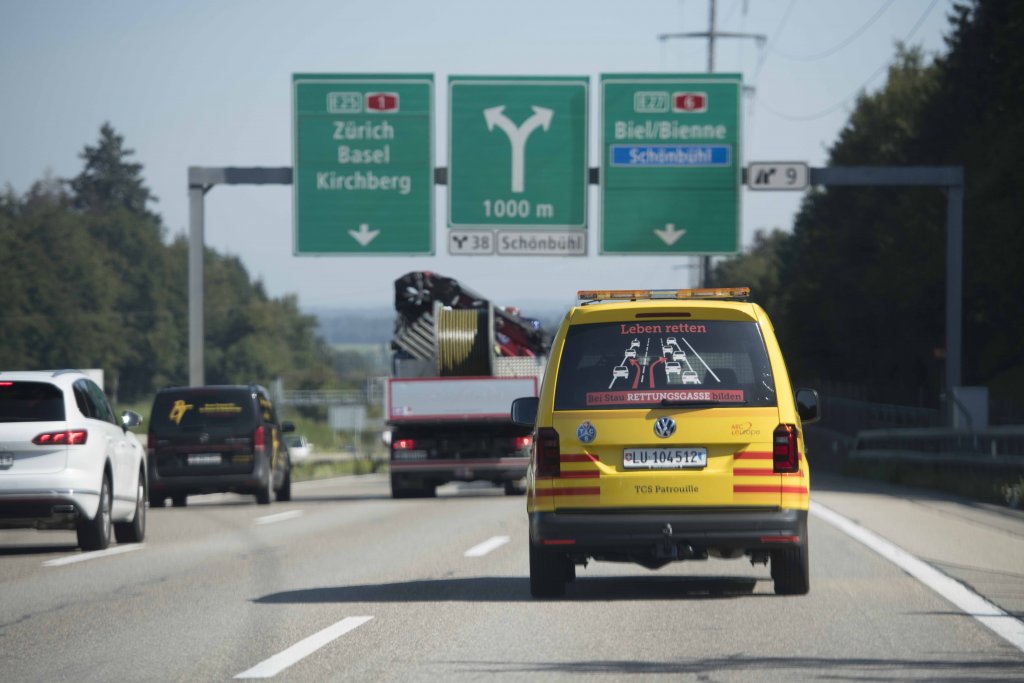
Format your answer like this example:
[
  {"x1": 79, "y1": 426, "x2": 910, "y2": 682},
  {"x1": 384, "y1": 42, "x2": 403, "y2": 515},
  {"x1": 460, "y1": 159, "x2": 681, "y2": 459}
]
[{"x1": 147, "y1": 385, "x2": 293, "y2": 507}]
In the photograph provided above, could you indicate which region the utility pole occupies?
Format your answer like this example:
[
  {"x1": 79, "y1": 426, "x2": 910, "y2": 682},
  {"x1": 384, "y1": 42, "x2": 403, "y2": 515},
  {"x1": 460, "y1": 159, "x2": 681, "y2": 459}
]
[{"x1": 658, "y1": 0, "x2": 765, "y2": 286}]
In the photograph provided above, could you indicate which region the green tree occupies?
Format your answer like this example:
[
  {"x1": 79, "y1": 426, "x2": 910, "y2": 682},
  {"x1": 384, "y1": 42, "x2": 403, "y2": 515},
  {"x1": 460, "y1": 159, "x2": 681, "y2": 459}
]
[
  {"x1": 66, "y1": 123, "x2": 179, "y2": 400},
  {"x1": 722, "y1": 0, "x2": 1023, "y2": 416},
  {"x1": 0, "y1": 178, "x2": 121, "y2": 373},
  {"x1": 69, "y1": 122, "x2": 159, "y2": 221},
  {"x1": 909, "y1": 0, "x2": 1024, "y2": 401},
  {"x1": 2, "y1": 124, "x2": 338, "y2": 403}
]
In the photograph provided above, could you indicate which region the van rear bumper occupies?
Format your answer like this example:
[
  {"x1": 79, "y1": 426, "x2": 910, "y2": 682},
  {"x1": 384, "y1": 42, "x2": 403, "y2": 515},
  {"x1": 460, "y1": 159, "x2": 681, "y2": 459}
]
[
  {"x1": 530, "y1": 508, "x2": 806, "y2": 556},
  {"x1": 148, "y1": 457, "x2": 270, "y2": 498}
]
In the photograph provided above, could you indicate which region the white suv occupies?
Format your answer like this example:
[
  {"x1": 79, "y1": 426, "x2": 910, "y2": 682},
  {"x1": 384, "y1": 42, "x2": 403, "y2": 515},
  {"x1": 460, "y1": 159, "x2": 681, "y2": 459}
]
[{"x1": 0, "y1": 370, "x2": 147, "y2": 550}]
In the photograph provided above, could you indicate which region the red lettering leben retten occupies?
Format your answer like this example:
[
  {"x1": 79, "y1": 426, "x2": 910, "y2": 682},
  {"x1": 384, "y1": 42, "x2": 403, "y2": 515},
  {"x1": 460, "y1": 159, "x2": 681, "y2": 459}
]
[{"x1": 620, "y1": 323, "x2": 664, "y2": 335}]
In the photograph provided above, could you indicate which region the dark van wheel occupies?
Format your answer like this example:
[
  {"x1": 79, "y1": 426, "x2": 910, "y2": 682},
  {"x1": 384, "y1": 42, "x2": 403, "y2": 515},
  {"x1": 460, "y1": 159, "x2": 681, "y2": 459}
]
[
  {"x1": 114, "y1": 471, "x2": 147, "y2": 543},
  {"x1": 172, "y1": 494, "x2": 187, "y2": 508},
  {"x1": 529, "y1": 541, "x2": 568, "y2": 598},
  {"x1": 771, "y1": 526, "x2": 810, "y2": 595},
  {"x1": 77, "y1": 475, "x2": 112, "y2": 551},
  {"x1": 256, "y1": 469, "x2": 273, "y2": 505},
  {"x1": 276, "y1": 467, "x2": 292, "y2": 502}
]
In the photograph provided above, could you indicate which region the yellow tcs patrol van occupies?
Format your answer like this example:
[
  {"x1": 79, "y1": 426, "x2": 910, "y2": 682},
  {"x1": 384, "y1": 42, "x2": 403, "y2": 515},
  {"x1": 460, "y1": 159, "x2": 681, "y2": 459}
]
[{"x1": 512, "y1": 288, "x2": 820, "y2": 598}]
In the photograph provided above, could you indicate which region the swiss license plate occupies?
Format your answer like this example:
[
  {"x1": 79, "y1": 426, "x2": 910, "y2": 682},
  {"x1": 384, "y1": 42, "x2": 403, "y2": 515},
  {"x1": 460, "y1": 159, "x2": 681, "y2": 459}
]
[
  {"x1": 187, "y1": 453, "x2": 221, "y2": 466},
  {"x1": 623, "y1": 447, "x2": 707, "y2": 469}
]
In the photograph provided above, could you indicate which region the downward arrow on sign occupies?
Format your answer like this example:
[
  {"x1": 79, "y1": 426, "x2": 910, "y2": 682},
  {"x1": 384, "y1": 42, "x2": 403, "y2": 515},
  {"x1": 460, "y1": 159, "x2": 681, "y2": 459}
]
[
  {"x1": 654, "y1": 223, "x2": 686, "y2": 246},
  {"x1": 348, "y1": 223, "x2": 380, "y2": 247}
]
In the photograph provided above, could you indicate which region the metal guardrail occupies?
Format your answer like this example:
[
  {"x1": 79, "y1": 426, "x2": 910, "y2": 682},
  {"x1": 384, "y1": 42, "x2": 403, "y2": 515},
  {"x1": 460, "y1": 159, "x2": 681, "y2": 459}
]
[
  {"x1": 851, "y1": 426, "x2": 1024, "y2": 466},
  {"x1": 281, "y1": 390, "x2": 366, "y2": 406},
  {"x1": 823, "y1": 397, "x2": 942, "y2": 435}
]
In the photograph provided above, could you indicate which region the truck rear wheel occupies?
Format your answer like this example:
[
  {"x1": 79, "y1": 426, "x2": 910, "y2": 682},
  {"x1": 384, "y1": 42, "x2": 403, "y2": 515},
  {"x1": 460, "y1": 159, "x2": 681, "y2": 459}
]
[
  {"x1": 529, "y1": 541, "x2": 568, "y2": 598},
  {"x1": 391, "y1": 475, "x2": 436, "y2": 499}
]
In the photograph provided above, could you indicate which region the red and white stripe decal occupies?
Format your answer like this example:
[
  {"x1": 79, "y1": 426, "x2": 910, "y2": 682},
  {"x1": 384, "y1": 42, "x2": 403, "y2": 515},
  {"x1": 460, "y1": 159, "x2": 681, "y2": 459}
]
[
  {"x1": 734, "y1": 451, "x2": 772, "y2": 460},
  {"x1": 560, "y1": 453, "x2": 599, "y2": 463},
  {"x1": 535, "y1": 487, "x2": 601, "y2": 497},
  {"x1": 733, "y1": 468, "x2": 804, "y2": 478},
  {"x1": 734, "y1": 485, "x2": 809, "y2": 494}
]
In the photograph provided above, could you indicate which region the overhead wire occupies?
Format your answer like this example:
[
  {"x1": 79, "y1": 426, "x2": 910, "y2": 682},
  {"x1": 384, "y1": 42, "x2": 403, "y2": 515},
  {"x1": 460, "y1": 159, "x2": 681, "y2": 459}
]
[
  {"x1": 752, "y1": 0, "x2": 797, "y2": 85},
  {"x1": 770, "y1": 0, "x2": 898, "y2": 62},
  {"x1": 755, "y1": 0, "x2": 942, "y2": 122}
]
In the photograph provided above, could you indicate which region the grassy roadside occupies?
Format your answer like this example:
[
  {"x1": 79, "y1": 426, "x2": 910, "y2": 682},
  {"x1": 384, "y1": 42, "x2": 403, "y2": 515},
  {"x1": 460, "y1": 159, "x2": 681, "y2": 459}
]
[{"x1": 291, "y1": 458, "x2": 388, "y2": 482}]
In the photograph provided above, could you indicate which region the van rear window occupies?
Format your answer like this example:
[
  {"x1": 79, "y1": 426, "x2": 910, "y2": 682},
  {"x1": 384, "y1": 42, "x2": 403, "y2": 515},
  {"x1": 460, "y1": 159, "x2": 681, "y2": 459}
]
[
  {"x1": 553, "y1": 320, "x2": 777, "y2": 410},
  {"x1": 0, "y1": 382, "x2": 66, "y2": 422},
  {"x1": 150, "y1": 390, "x2": 256, "y2": 434}
]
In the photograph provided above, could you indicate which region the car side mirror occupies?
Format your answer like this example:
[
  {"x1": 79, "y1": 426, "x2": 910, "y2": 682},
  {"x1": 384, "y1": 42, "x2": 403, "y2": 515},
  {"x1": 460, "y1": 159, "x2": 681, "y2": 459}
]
[
  {"x1": 281, "y1": 421, "x2": 296, "y2": 433},
  {"x1": 795, "y1": 389, "x2": 820, "y2": 424},
  {"x1": 511, "y1": 396, "x2": 539, "y2": 427},
  {"x1": 121, "y1": 410, "x2": 143, "y2": 430}
]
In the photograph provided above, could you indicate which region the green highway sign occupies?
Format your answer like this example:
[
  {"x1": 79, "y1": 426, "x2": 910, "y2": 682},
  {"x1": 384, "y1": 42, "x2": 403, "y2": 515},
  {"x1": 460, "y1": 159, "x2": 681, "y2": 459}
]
[
  {"x1": 292, "y1": 74, "x2": 433, "y2": 254},
  {"x1": 448, "y1": 76, "x2": 588, "y2": 231},
  {"x1": 600, "y1": 74, "x2": 741, "y2": 255}
]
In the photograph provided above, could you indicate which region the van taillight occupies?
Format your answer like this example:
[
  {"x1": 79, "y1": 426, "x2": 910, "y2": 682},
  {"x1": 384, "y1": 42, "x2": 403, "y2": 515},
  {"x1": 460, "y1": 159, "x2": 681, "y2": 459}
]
[
  {"x1": 147, "y1": 431, "x2": 155, "y2": 450},
  {"x1": 514, "y1": 435, "x2": 532, "y2": 450},
  {"x1": 393, "y1": 439, "x2": 416, "y2": 450},
  {"x1": 773, "y1": 424, "x2": 799, "y2": 473},
  {"x1": 253, "y1": 426, "x2": 266, "y2": 450},
  {"x1": 535, "y1": 428, "x2": 560, "y2": 477},
  {"x1": 33, "y1": 430, "x2": 88, "y2": 445}
]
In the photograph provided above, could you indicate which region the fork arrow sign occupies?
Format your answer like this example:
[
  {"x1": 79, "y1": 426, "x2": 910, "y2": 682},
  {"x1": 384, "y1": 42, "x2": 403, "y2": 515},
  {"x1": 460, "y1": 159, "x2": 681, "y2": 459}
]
[{"x1": 483, "y1": 105, "x2": 554, "y2": 193}]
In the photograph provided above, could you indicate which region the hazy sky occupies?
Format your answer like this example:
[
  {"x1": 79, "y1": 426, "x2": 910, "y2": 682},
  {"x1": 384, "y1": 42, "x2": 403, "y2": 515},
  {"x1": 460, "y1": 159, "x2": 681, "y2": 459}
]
[{"x1": 1, "y1": 0, "x2": 955, "y2": 313}]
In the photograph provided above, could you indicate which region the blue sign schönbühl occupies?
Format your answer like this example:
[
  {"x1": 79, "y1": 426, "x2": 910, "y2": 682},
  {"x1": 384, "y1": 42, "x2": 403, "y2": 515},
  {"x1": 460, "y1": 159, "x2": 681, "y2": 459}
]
[{"x1": 610, "y1": 145, "x2": 731, "y2": 167}]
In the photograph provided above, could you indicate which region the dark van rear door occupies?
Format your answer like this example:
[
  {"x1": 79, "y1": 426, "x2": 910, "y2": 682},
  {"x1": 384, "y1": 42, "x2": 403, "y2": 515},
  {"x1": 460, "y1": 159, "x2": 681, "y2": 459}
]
[{"x1": 150, "y1": 388, "x2": 259, "y2": 477}]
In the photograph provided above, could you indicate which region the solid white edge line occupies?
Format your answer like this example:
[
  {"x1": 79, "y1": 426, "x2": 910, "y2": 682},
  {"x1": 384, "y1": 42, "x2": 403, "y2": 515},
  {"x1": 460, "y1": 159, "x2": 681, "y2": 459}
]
[
  {"x1": 43, "y1": 544, "x2": 143, "y2": 567},
  {"x1": 255, "y1": 510, "x2": 305, "y2": 525},
  {"x1": 810, "y1": 501, "x2": 1024, "y2": 654},
  {"x1": 234, "y1": 616, "x2": 373, "y2": 679},
  {"x1": 464, "y1": 535, "x2": 511, "y2": 557}
]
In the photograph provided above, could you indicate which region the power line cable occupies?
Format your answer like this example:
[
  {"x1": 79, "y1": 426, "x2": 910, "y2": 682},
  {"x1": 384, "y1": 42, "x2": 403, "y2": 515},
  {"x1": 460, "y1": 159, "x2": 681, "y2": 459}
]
[
  {"x1": 753, "y1": 0, "x2": 798, "y2": 83},
  {"x1": 756, "y1": 0, "x2": 940, "y2": 122},
  {"x1": 770, "y1": 0, "x2": 898, "y2": 62}
]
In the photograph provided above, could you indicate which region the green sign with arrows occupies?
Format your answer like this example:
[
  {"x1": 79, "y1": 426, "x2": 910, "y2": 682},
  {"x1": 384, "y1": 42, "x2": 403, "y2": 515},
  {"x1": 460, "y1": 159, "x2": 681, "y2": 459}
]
[
  {"x1": 600, "y1": 73, "x2": 741, "y2": 255},
  {"x1": 448, "y1": 76, "x2": 588, "y2": 230},
  {"x1": 292, "y1": 74, "x2": 434, "y2": 254}
]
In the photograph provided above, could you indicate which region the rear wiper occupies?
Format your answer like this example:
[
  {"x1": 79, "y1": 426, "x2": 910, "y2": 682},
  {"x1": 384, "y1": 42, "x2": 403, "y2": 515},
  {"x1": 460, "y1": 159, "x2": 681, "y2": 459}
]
[{"x1": 659, "y1": 399, "x2": 748, "y2": 407}]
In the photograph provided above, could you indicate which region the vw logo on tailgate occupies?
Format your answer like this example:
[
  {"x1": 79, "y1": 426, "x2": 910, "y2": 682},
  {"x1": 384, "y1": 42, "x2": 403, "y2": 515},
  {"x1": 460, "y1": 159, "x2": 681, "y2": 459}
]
[{"x1": 654, "y1": 416, "x2": 676, "y2": 439}]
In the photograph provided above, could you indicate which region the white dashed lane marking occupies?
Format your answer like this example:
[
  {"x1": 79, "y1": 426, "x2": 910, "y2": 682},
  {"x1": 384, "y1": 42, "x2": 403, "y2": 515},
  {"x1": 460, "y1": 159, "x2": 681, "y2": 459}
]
[
  {"x1": 255, "y1": 510, "x2": 304, "y2": 525},
  {"x1": 234, "y1": 616, "x2": 373, "y2": 679},
  {"x1": 464, "y1": 535, "x2": 510, "y2": 557},
  {"x1": 42, "y1": 544, "x2": 143, "y2": 567}
]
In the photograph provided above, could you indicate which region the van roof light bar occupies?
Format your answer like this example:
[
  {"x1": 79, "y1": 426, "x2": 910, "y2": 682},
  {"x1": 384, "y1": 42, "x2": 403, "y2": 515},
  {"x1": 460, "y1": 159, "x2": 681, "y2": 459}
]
[{"x1": 577, "y1": 287, "x2": 750, "y2": 303}]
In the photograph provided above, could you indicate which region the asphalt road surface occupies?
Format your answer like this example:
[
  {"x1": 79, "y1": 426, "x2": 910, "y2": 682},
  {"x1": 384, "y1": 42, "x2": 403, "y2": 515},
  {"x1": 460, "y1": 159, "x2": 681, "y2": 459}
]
[{"x1": 2, "y1": 473, "x2": 1023, "y2": 681}]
